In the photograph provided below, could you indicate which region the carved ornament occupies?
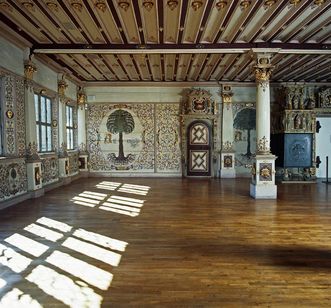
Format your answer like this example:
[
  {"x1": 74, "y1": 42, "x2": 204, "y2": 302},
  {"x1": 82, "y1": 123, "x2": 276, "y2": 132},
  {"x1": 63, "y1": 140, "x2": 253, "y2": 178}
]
[
  {"x1": 257, "y1": 136, "x2": 270, "y2": 154},
  {"x1": 24, "y1": 60, "x2": 37, "y2": 80},
  {"x1": 26, "y1": 142, "x2": 40, "y2": 161}
]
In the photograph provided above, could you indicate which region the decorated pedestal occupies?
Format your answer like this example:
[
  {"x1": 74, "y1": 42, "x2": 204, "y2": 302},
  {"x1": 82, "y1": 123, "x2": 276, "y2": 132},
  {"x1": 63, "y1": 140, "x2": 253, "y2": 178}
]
[
  {"x1": 250, "y1": 154, "x2": 277, "y2": 199},
  {"x1": 220, "y1": 148, "x2": 235, "y2": 178},
  {"x1": 78, "y1": 155, "x2": 88, "y2": 171},
  {"x1": 58, "y1": 157, "x2": 69, "y2": 178},
  {"x1": 27, "y1": 161, "x2": 42, "y2": 191}
]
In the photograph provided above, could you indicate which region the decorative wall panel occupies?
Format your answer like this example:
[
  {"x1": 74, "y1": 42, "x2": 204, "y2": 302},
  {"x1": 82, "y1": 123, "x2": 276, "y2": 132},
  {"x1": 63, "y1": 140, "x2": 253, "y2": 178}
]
[
  {"x1": 15, "y1": 78, "x2": 25, "y2": 157},
  {"x1": 155, "y1": 104, "x2": 181, "y2": 173},
  {"x1": 68, "y1": 152, "x2": 79, "y2": 175},
  {"x1": 41, "y1": 156, "x2": 58, "y2": 185},
  {"x1": 0, "y1": 159, "x2": 27, "y2": 201},
  {"x1": 233, "y1": 104, "x2": 256, "y2": 176},
  {"x1": 88, "y1": 103, "x2": 155, "y2": 172}
]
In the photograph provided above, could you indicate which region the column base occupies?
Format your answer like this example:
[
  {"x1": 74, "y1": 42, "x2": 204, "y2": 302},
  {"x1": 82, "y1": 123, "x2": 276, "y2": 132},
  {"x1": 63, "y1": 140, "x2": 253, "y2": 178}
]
[
  {"x1": 250, "y1": 182, "x2": 277, "y2": 199},
  {"x1": 220, "y1": 169, "x2": 236, "y2": 178}
]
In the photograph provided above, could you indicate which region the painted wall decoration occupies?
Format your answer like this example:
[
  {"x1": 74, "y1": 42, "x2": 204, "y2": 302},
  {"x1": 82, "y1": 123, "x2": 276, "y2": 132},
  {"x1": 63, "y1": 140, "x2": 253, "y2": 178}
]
[
  {"x1": 88, "y1": 103, "x2": 154, "y2": 172},
  {"x1": 41, "y1": 156, "x2": 58, "y2": 185},
  {"x1": 68, "y1": 152, "x2": 79, "y2": 175},
  {"x1": 87, "y1": 103, "x2": 181, "y2": 174},
  {"x1": 155, "y1": 104, "x2": 181, "y2": 172},
  {"x1": 233, "y1": 105, "x2": 256, "y2": 176},
  {"x1": 0, "y1": 159, "x2": 27, "y2": 201}
]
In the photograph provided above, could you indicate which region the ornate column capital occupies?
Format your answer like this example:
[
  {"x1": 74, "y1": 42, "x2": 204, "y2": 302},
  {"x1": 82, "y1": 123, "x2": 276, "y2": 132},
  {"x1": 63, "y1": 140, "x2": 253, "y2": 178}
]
[
  {"x1": 219, "y1": 85, "x2": 233, "y2": 110},
  {"x1": 58, "y1": 74, "x2": 68, "y2": 103},
  {"x1": 253, "y1": 54, "x2": 274, "y2": 90},
  {"x1": 24, "y1": 60, "x2": 37, "y2": 80}
]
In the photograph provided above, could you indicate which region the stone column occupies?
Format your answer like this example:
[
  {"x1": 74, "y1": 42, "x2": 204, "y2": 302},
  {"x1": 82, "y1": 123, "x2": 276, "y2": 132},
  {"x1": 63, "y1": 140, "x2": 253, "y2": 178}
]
[
  {"x1": 57, "y1": 75, "x2": 69, "y2": 180},
  {"x1": 220, "y1": 85, "x2": 236, "y2": 178},
  {"x1": 250, "y1": 53, "x2": 277, "y2": 199},
  {"x1": 77, "y1": 103, "x2": 88, "y2": 173},
  {"x1": 24, "y1": 59, "x2": 43, "y2": 195}
]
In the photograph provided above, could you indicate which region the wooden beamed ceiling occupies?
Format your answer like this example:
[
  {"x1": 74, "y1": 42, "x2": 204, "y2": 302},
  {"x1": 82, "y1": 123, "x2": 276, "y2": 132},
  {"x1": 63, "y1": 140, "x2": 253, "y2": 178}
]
[{"x1": 0, "y1": 0, "x2": 331, "y2": 83}]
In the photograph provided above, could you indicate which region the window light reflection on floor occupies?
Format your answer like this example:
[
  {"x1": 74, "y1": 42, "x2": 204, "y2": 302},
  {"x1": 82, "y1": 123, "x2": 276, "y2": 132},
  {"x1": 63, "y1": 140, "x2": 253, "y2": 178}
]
[
  {"x1": 72, "y1": 228, "x2": 127, "y2": 252},
  {"x1": 36, "y1": 217, "x2": 72, "y2": 233},
  {"x1": 0, "y1": 243, "x2": 32, "y2": 273},
  {"x1": 5, "y1": 234, "x2": 49, "y2": 258},
  {"x1": 62, "y1": 237, "x2": 122, "y2": 266},
  {"x1": 0, "y1": 278, "x2": 6, "y2": 289},
  {"x1": 99, "y1": 205, "x2": 139, "y2": 217},
  {"x1": 24, "y1": 223, "x2": 63, "y2": 242},
  {"x1": 26, "y1": 265, "x2": 102, "y2": 307},
  {"x1": 0, "y1": 288, "x2": 43, "y2": 308},
  {"x1": 46, "y1": 251, "x2": 113, "y2": 290}
]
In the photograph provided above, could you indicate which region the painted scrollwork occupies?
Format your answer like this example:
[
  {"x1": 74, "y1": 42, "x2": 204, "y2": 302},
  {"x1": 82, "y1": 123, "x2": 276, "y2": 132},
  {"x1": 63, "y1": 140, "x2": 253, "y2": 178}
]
[{"x1": 257, "y1": 136, "x2": 270, "y2": 154}]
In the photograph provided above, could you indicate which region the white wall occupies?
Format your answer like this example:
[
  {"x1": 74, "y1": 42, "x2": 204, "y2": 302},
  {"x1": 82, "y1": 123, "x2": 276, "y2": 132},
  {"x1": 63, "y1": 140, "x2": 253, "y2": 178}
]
[
  {"x1": 0, "y1": 36, "x2": 24, "y2": 76},
  {"x1": 316, "y1": 117, "x2": 331, "y2": 179}
]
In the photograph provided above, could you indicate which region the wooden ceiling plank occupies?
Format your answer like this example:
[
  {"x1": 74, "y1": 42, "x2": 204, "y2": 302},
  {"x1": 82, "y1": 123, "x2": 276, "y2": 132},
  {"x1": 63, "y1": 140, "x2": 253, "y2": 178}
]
[
  {"x1": 219, "y1": 53, "x2": 240, "y2": 80},
  {"x1": 195, "y1": 53, "x2": 211, "y2": 81},
  {"x1": 102, "y1": 54, "x2": 129, "y2": 80},
  {"x1": 163, "y1": 0, "x2": 181, "y2": 44},
  {"x1": 213, "y1": 0, "x2": 239, "y2": 43},
  {"x1": 199, "y1": 54, "x2": 220, "y2": 81},
  {"x1": 138, "y1": 0, "x2": 159, "y2": 44},
  {"x1": 200, "y1": 1, "x2": 228, "y2": 43},
  {"x1": 227, "y1": 54, "x2": 251, "y2": 81},
  {"x1": 270, "y1": 2, "x2": 320, "y2": 42},
  {"x1": 238, "y1": 0, "x2": 288, "y2": 42},
  {"x1": 3, "y1": 1, "x2": 52, "y2": 43},
  {"x1": 113, "y1": 0, "x2": 141, "y2": 44},
  {"x1": 184, "y1": 54, "x2": 195, "y2": 81},
  {"x1": 195, "y1": 0, "x2": 214, "y2": 43},
  {"x1": 283, "y1": 3, "x2": 331, "y2": 42},
  {"x1": 187, "y1": 53, "x2": 207, "y2": 81},
  {"x1": 60, "y1": 0, "x2": 106, "y2": 43},
  {"x1": 258, "y1": 0, "x2": 310, "y2": 42},
  {"x1": 71, "y1": 54, "x2": 104, "y2": 80},
  {"x1": 284, "y1": 57, "x2": 331, "y2": 81},
  {"x1": 315, "y1": 68, "x2": 331, "y2": 82},
  {"x1": 301, "y1": 17, "x2": 331, "y2": 43},
  {"x1": 293, "y1": 62, "x2": 331, "y2": 82},
  {"x1": 86, "y1": 54, "x2": 116, "y2": 81},
  {"x1": 55, "y1": 54, "x2": 94, "y2": 80},
  {"x1": 117, "y1": 54, "x2": 140, "y2": 80},
  {"x1": 206, "y1": 54, "x2": 225, "y2": 80},
  {"x1": 177, "y1": 0, "x2": 189, "y2": 43},
  {"x1": 182, "y1": 0, "x2": 208, "y2": 43},
  {"x1": 176, "y1": 54, "x2": 191, "y2": 81},
  {"x1": 222, "y1": 1, "x2": 262, "y2": 43},
  {"x1": 85, "y1": 1, "x2": 123, "y2": 43},
  {"x1": 132, "y1": 0, "x2": 146, "y2": 44},
  {"x1": 157, "y1": 0, "x2": 164, "y2": 44},
  {"x1": 33, "y1": 0, "x2": 73, "y2": 43},
  {"x1": 273, "y1": 55, "x2": 313, "y2": 78},
  {"x1": 164, "y1": 54, "x2": 176, "y2": 81},
  {"x1": 148, "y1": 54, "x2": 162, "y2": 81},
  {"x1": 132, "y1": 54, "x2": 151, "y2": 80}
]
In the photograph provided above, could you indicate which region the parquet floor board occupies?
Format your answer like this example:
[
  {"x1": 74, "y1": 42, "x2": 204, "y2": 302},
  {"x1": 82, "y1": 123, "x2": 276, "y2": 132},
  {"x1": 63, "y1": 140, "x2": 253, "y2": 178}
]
[{"x1": 0, "y1": 177, "x2": 331, "y2": 307}]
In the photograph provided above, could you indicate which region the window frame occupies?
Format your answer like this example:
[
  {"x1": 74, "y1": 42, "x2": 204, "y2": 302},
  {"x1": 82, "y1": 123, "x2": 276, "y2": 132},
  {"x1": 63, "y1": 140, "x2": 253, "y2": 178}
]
[
  {"x1": 35, "y1": 93, "x2": 53, "y2": 153},
  {"x1": 66, "y1": 105, "x2": 74, "y2": 150}
]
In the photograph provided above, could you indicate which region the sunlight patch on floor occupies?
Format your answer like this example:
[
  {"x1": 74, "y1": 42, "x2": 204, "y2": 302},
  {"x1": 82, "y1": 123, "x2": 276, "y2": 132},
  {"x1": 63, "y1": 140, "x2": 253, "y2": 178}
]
[
  {"x1": 46, "y1": 251, "x2": 113, "y2": 290},
  {"x1": 96, "y1": 181, "x2": 122, "y2": 191},
  {"x1": 0, "y1": 288, "x2": 43, "y2": 308},
  {"x1": 36, "y1": 217, "x2": 72, "y2": 233},
  {"x1": 0, "y1": 243, "x2": 32, "y2": 273},
  {"x1": 72, "y1": 229, "x2": 127, "y2": 252},
  {"x1": 62, "y1": 237, "x2": 122, "y2": 266},
  {"x1": 26, "y1": 265, "x2": 102, "y2": 307},
  {"x1": 72, "y1": 196, "x2": 101, "y2": 205},
  {"x1": 24, "y1": 223, "x2": 63, "y2": 242},
  {"x1": 0, "y1": 216, "x2": 128, "y2": 307},
  {"x1": 5, "y1": 234, "x2": 49, "y2": 257}
]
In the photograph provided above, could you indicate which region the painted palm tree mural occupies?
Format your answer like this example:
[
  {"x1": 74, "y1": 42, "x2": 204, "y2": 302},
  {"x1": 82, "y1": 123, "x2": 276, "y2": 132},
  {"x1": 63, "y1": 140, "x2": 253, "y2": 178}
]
[
  {"x1": 106, "y1": 109, "x2": 135, "y2": 164},
  {"x1": 234, "y1": 108, "x2": 256, "y2": 158}
]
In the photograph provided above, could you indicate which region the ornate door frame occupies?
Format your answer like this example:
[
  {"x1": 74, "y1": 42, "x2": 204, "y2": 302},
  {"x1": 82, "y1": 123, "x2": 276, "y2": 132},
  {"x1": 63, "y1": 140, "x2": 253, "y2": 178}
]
[{"x1": 187, "y1": 120, "x2": 212, "y2": 176}]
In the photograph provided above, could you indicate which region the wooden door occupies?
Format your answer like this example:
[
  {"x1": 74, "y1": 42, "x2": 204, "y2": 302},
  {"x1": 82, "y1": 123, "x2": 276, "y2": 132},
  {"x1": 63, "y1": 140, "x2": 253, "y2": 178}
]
[{"x1": 187, "y1": 121, "x2": 211, "y2": 176}]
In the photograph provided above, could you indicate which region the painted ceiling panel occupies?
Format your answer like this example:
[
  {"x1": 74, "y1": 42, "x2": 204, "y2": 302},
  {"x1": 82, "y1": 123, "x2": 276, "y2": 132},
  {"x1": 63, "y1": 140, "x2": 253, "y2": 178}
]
[{"x1": 0, "y1": 0, "x2": 330, "y2": 82}]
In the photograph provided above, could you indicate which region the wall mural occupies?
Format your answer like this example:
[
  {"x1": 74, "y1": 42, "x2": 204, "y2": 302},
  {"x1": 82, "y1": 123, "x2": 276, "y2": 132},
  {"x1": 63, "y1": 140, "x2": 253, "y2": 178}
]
[
  {"x1": 88, "y1": 104, "x2": 154, "y2": 172},
  {"x1": 233, "y1": 104, "x2": 256, "y2": 176},
  {"x1": 0, "y1": 159, "x2": 27, "y2": 201},
  {"x1": 41, "y1": 156, "x2": 58, "y2": 186},
  {"x1": 87, "y1": 103, "x2": 181, "y2": 174},
  {"x1": 156, "y1": 104, "x2": 181, "y2": 172},
  {"x1": 68, "y1": 152, "x2": 79, "y2": 175}
]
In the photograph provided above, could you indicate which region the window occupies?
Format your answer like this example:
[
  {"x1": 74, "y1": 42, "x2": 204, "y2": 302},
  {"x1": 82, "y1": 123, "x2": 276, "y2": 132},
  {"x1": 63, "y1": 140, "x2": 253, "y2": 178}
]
[
  {"x1": 35, "y1": 94, "x2": 53, "y2": 152},
  {"x1": 66, "y1": 105, "x2": 74, "y2": 150}
]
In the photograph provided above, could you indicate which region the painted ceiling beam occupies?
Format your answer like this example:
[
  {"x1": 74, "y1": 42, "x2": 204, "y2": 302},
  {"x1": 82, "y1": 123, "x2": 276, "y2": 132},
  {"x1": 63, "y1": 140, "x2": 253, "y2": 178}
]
[{"x1": 32, "y1": 43, "x2": 331, "y2": 55}]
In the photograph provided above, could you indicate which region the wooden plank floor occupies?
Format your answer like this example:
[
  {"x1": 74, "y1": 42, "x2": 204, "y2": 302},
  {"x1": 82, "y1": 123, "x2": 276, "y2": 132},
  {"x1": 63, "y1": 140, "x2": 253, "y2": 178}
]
[{"x1": 0, "y1": 177, "x2": 331, "y2": 307}]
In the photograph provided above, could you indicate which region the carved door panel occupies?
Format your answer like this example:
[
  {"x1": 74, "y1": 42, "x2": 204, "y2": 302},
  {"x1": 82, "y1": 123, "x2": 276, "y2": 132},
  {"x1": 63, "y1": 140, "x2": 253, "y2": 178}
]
[{"x1": 187, "y1": 121, "x2": 211, "y2": 176}]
